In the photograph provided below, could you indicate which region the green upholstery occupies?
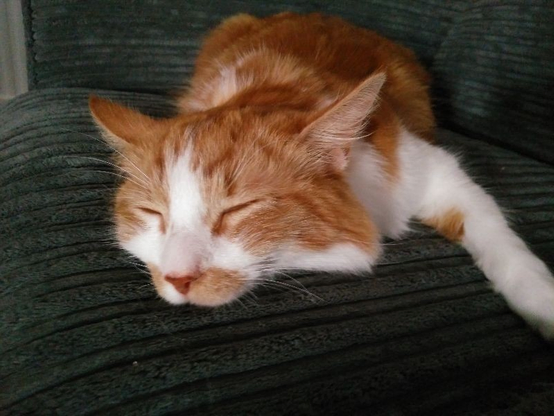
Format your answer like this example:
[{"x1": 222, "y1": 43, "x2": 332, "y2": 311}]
[
  {"x1": 2, "y1": 90, "x2": 554, "y2": 415},
  {"x1": 2, "y1": 0, "x2": 554, "y2": 414}
]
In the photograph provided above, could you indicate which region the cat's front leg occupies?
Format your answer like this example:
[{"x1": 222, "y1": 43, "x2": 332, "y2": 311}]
[{"x1": 401, "y1": 131, "x2": 554, "y2": 339}]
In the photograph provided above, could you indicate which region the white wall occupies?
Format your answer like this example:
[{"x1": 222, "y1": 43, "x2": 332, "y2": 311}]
[{"x1": 0, "y1": 0, "x2": 28, "y2": 102}]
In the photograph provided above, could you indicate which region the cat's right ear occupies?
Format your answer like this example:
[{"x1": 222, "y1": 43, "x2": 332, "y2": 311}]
[
  {"x1": 89, "y1": 95, "x2": 168, "y2": 151},
  {"x1": 299, "y1": 72, "x2": 386, "y2": 172}
]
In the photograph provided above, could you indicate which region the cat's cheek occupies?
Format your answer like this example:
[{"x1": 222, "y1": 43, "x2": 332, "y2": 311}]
[
  {"x1": 186, "y1": 268, "x2": 252, "y2": 307},
  {"x1": 211, "y1": 236, "x2": 260, "y2": 271},
  {"x1": 120, "y1": 222, "x2": 164, "y2": 266}
]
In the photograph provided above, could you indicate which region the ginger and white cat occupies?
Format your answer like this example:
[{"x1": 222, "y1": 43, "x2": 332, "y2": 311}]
[{"x1": 89, "y1": 12, "x2": 554, "y2": 338}]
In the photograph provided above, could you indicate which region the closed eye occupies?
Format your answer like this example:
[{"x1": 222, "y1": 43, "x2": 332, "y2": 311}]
[
  {"x1": 222, "y1": 199, "x2": 261, "y2": 217},
  {"x1": 138, "y1": 207, "x2": 162, "y2": 217},
  {"x1": 137, "y1": 207, "x2": 166, "y2": 233},
  {"x1": 212, "y1": 199, "x2": 262, "y2": 234}
]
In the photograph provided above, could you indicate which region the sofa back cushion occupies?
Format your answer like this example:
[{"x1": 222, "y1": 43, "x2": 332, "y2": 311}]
[
  {"x1": 23, "y1": 0, "x2": 554, "y2": 163},
  {"x1": 431, "y1": 1, "x2": 554, "y2": 164}
]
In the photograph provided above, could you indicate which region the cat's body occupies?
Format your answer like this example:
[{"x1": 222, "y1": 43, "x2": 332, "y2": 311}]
[{"x1": 90, "y1": 12, "x2": 554, "y2": 338}]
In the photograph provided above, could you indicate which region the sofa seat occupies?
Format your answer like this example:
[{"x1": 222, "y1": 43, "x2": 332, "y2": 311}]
[{"x1": 1, "y1": 89, "x2": 554, "y2": 415}]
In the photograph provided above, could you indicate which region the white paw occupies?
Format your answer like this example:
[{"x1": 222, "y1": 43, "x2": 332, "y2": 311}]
[{"x1": 502, "y1": 270, "x2": 554, "y2": 341}]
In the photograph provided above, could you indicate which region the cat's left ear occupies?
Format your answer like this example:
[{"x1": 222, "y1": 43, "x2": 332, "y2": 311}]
[
  {"x1": 89, "y1": 95, "x2": 169, "y2": 151},
  {"x1": 300, "y1": 72, "x2": 386, "y2": 171}
]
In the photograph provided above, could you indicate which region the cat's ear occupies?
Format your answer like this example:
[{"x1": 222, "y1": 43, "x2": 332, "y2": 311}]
[
  {"x1": 300, "y1": 72, "x2": 386, "y2": 171},
  {"x1": 89, "y1": 95, "x2": 168, "y2": 151}
]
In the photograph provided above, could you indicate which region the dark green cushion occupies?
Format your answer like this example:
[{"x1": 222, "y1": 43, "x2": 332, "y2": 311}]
[
  {"x1": 431, "y1": 1, "x2": 554, "y2": 165},
  {"x1": 22, "y1": 0, "x2": 554, "y2": 163},
  {"x1": 22, "y1": 0, "x2": 458, "y2": 91},
  {"x1": 1, "y1": 89, "x2": 554, "y2": 415}
]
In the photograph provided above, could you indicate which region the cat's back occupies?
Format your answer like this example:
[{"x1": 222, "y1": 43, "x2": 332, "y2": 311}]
[
  {"x1": 188, "y1": 12, "x2": 434, "y2": 140},
  {"x1": 197, "y1": 13, "x2": 415, "y2": 83}
]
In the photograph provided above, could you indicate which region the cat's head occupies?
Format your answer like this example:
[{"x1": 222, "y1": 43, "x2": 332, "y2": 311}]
[{"x1": 89, "y1": 73, "x2": 385, "y2": 306}]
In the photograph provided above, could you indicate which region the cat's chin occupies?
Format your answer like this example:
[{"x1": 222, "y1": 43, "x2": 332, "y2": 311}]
[
  {"x1": 159, "y1": 289, "x2": 249, "y2": 308},
  {"x1": 159, "y1": 282, "x2": 189, "y2": 305},
  {"x1": 157, "y1": 274, "x2": 251, "y2": 307}
]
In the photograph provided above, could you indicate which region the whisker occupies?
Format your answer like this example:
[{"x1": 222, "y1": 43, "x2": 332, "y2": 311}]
[
  {"x1": 258, "y1": 278, "x2": 323, "y2": 302},
  {"x1": 261, "y1": 281, "x2": 322, "y2": 302},
  {"x1": 59, "y1": 128, "x2": 151, "y2": 183},
  {"x1": 272, "y1": 270, "x2": 317, "y2": 294},
  {"x1": 232, "y1": 296, "x2": 249, "y2": 310},
  {"x1": 66, "y1": 167, "x2": 147, "y2": 190},
  {"x1": 66, "y1": 155, "x2": 150, "y2": 188},
  {"x1": 127, "y1": 261, "x2": 150, "y2": 271}
]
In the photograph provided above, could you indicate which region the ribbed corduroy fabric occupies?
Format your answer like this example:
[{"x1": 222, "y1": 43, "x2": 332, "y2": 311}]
[
  {"x1": 1, "y1": 89, "x2": 553, "y2": 415},
  {"x1": 431, "y1": 1, "x2": 554, "y2": 165},
  {"x1": 22, "y1": 0, "x2": 459, "y2": 91}
]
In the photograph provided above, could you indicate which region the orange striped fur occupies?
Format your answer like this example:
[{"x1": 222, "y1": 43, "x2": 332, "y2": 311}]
[{"x1": 90, "y1": 12, "x2": 435, "y2": 306}]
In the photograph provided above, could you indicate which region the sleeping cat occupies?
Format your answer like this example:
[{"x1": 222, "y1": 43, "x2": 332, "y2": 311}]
[{"x1": 89, "y1": 12, "x2": 554, "y2": 338}]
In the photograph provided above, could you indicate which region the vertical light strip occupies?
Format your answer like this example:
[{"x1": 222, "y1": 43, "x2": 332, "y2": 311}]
[{"x1": 0, "y1": 0, "x2": 28, "y2": 102}]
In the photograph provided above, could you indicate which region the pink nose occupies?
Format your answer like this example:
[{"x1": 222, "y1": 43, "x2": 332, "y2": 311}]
[{"x1": 165, "y1": 273, "x2": 198, "y2": 295}]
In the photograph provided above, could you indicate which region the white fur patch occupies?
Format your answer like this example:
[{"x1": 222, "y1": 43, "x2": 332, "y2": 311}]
[
  {"x1": 160, "y1": 281, "x2": 188, "y2": 305},
  {"x1": 347, "y1": 140, "x2": 409, "y2": 238},
  {"x1": 159, "y1": 231, "x2": 209, "y2": 277},
  {"x1": 275, "y1": 242, "x2": 376, "y2": 273},
  {"x1": 210, "y1": 66, "x2": 251, "y2": 108},
  {"x1": 122, "y1": 216, "x2": 164, "y2": 266},
  {"x1": 167, "y1": 146, "x2": 205, "y2": 231},
  {"x1": 211, "y1": 237, "x2": 259, "y2": 274}
]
